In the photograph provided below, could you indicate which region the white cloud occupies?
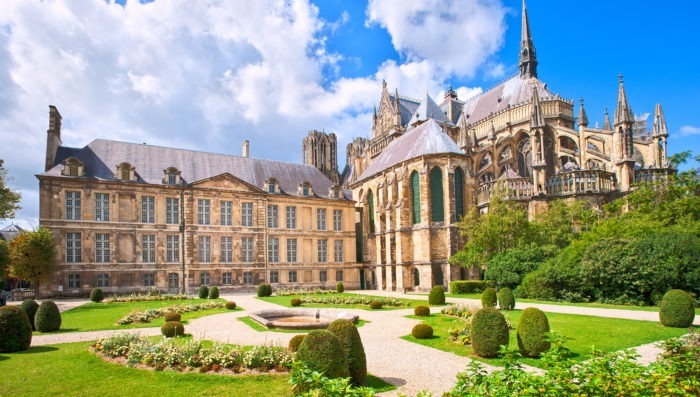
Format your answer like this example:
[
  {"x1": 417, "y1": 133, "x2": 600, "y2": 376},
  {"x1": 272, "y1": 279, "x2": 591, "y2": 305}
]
[{"x1": 679, "y1": 125, "x2": 700, "y2": 136}]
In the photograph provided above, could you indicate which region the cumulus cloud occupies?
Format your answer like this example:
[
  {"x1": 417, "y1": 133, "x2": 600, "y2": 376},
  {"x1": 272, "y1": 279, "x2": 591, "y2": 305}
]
[{"x1": 679, "y1": 125, "x2": 700, "y2": 136}]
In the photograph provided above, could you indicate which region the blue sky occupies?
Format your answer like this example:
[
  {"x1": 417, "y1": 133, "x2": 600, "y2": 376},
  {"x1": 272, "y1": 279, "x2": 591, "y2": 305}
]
[{"x1": 1, "y1": 0, "x2": 698, "y2": 229}]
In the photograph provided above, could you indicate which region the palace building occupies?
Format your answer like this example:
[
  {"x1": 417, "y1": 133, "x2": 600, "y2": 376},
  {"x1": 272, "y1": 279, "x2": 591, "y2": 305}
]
[{"x1": 38, "y1": 1, "x2": 672, "y2": 296}]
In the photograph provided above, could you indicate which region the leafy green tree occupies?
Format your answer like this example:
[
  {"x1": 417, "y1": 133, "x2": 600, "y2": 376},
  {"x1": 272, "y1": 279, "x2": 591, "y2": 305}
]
[
  {"x1": 485, "y1": 245, "x2": 558, "y2": 290},
  {"x1": 0, "y1": 161, "x2": 21, "y2": 221},
  {"x1": 8, "y1": 227, "x2": 56, "y2": 294},
  {"x1": 0, "y1": 240, "x2": 8, "y2": 281},
  {"x1": 532, "y1": 199, "x2": 597, "y2": 248}
]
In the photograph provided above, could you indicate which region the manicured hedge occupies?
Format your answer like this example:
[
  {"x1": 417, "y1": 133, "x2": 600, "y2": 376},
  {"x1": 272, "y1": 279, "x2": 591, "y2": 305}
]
[{"x1": 450, "y1": 280, "x2": 490, "y2": 294}]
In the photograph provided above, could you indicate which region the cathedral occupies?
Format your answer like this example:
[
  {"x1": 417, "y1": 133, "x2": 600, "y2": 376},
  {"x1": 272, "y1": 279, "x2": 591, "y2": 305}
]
[{"x1": 38, "y1": 1, "x2": 672, "y2": 296}]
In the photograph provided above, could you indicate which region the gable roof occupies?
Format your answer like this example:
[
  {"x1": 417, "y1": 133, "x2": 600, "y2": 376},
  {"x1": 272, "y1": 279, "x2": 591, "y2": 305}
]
[
  {"x1": 408, "y1": 93, "x2": 447, "y2": 126},
  {"x1": 40, "y1": 139, "x2": 343, "y2": 199},
  {"x1": 389, "y1": 94, "x2": 421, "y2": 126},
  {"x1": 355, "y1": 119, "x2": 462, "y2": 183},
  {"x1": 0, "y1": 224, "x2": 25, "y2": 242}
]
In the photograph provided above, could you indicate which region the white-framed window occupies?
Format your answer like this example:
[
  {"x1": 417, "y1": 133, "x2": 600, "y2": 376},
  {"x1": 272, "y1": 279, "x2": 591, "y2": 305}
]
[
  {"x1": 320, "y1": 270, "x2": 327, "y2": 283},
  {"x1": 286, "y1": 206, "x2": 296, "y2": 229},
  {"x1": 144, "y1": 273, "x2": 155, "y2": 287},
  {"x1": 268, "y1": 237, "x2": 279, "y2": 263},
  {"x1": 317, "y1": 239, "x2": 327, "y2": 262},
  {"x1": 222, "y1": 272, "x2": 232, "y2": 285},
  {"x1": 267, "y1": 205, "x2": 278, "y2": 228},
  {"x1": 289, "y1": 270, "x2": 297, "y2": 283},
  {"x1": 287, "y1": 238, "x2": 297, "y2": 263},
  {"x1": 242, "y1": 202, "x2": 253, "y2": 227},
  {"x1": 97, "y1": 273, "x2": 109, "y2": 287},
  {"x1": 142, "y1": 234, "x2": 155, "y2": 263},
  {"x1": 198, "y1": 199, "x2": 211, "y2": 225},
  {"x1": 334, "y1": 239, "x2": 344, "y2": 262},
  {"x1": 336, "y1": 270, "x2": 344, "y2": 282},
  {"x1": 221, "y1": 201, "x2": 232, "y2": 226},
  {"x1": 243, "y1": 271, "x2": 253, "y2": 284},
  {"x1": 95, "y1": 233, "x2": 110, "y2": 263},
  {"x1": 317, "y1": 208, "x2": 326, "y2": 230},
  {"x1": 66, "y1": 232, "x2": 81, "y2": 263},
  {"x1": 166, "y1": 235, "x2": 180, "y2": 262},
  {"x1": 198, "y1": 236, "x2": 211, "y2": 263},
  {"x1": 95, "y1": 193, "x2": 109, "y2": 222},
  {"x1": 200, "y1": 272, "x2": 211, "y2": 285},
  {"x1": 333, "y1": 209, "x2": 343, "y2": 231},
  {"x1": 270, "y1": 271, "x2": 279, "y2": 283},
  {"x1": 68, "y1": 273, "x2": 80, "y2": 288},
  {"x1": 141, "y1": 196, "x2": 155, "y2": 223},
  {"x1": 242, "y1": 237, "x2": 254, "y2": 262},
  {"x1": 220, "y1": 236, "x2": 233, "y2": 263},
  {"x1": 65, "y1": 191, "x2": 81, "y2": 220},
  {"x1": 166, "y1": 197, "x2": 179, "y2": 224}
]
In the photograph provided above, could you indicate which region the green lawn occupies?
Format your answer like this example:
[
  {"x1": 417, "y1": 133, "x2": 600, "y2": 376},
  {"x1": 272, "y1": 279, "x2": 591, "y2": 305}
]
[
  {"x1": 258, "y1": 293, "x2": 428, "y2": 310},
  {"x1": 238, "y1": 316, "x2": 368, "y2": 332},
  {"x1": 51, "y1": 298, "x2": 235, "y2": 333},
  {"x1": 403, "y1": 312, "x2": 688, "y2": 368}
]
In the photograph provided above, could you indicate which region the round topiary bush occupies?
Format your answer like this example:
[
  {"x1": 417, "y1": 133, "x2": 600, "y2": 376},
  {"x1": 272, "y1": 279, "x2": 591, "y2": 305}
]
[
  {"x1": 164, "y1": 311, "x2": 181, "y2": 322},
  {"x1": 369, "y1": 301, "x2": 383, "y2": 310},
  {"x1": 414, "y1": 305, "x2": 430, "y2": 317},
  {"x1": 257, "y1": 283, "x2": 272, "y2": 297},
  {"x1": 428, "y1": 285, "x2": 445, "y2": 305},
  {"x1": 208, "y1": 286, "x2": 219, "y2": 299},
  {"x1": 90, "y1": 288, "x2": 104, "y2": 303},
  {"x1": 517, "y1": 307, "x2": 551, "y2": 358},
  {"x1": 291, "y1": 298, "x2": 302, "y2": 307},
  {"x1": 198, "y1": 285, "x2": 209, "y2": 299},
  {"x1": 225, "y1": 301, "x2": 237, "y2": 310},
  {"x1": 659, "y1": 289, "x2": 695, "y2": 328},
  {"x1": 336, "y1": 282, "x2": 344, "y2": 293},
  {"x1": 471, "y1": 307, "x2": 509, "y2": 358},
  {"x1": 328, "y1": 319, "x2": 367, "y2": 386},
  {"x1": 481, "y1": 288, "x2": 497, "y2": 308},
  {"x1": 295, "y1": 330, "x2": 349, "y2": 380},
  {"x1": 498, "y1": 288, "x2": 515, "y2": 311},
  {"x1": 0, "y1": 305, "x2": 32, "y2": 352},
  {"x1": 161, "y1": 321, "x2": 185, "y2": 338},
  {"x1": 288, "y1": 334, "x2": 306, "y2": 353},
  {"x1": 19, "y1": 299, "x2": 39, "y2": 331},
  {"x1": 35, "y1": 300, "x2": 61, "y2": 332},
  {"x1": 411, "y1": 323, "x2": 434, "y2": 339}
]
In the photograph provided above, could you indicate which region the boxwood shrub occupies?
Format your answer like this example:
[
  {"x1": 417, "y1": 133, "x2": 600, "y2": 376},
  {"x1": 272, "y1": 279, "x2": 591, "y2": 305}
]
[
  {"x1": 198, "y1": 285, "x2": 209, "y2": 299},
  {"x1": 412, "y1": 323, "x2": 434, "y2": 339},
  {"x1": 288, "y1": 334, "x2": 306, "y2": 352},
  {"x1": 161, "y1": 321, "x2": 185, "y2": 338},
  {"x1": 449, "y1": 280, "x2": 489, "y2": 294},
  {"x1": 429, "y1": 285, "x2": 446, "y2": 305},
  {"x1": 19, "y1": 299, "x2": 39, "y2": 330},
  {"x1": 208, "y1": 286, "x2": 219, "y2": 299},
  {"x1": 481, "y1": 288, "x2": 497, "y2": 308},
  {"x1": 517, "y1": 307, "x2": 550, "y2": 357},
  {"x1": 414, "y1": 305, "x2": 430, "y2": 317},
  {"x1": 295, "y1": 330, "x2": 349, "y2": 380},
  {"x1": 163, "y1": 311, "x2": 181, "y2": 322},
  {"x1": 90, "y1": 288, "x2": 104, "y2": 303},
  {"x1": 257, "y1": 283, "x2": 272, "y2": 297},
  {"x1": 369, "y1": 301, "x2": 383, "y2": 310},
  {"x1": 328, "y1": 319, "x2": 367, "y2": 386},
  {"x1": 498, "y1": 288, "x2": 516, "y2": 311},
  {"x1": 471, "y1": 307, "x2": 508, "y2": 358},
  {"x1": 0, "y1": 305, "x2": 32, "y2": 352},
  {"x1": 659, "y1": 289, "x2": 695, "y2": 328},
  {"x1": 35, "y1": 300, "x2": 61, "y2": 332}
]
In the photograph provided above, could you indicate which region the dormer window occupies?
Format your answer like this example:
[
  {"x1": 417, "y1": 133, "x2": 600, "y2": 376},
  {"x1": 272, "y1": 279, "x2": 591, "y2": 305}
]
[
  {"x1": 163, "y1": 167, "x2": 181, "y2": 185},
  {"x1": 328, "y1": 185, "x2": 342, "y2": 199},
  {"x1": 266, "y1": 178, "x2": 279, "y2": 194},
  {"x1": 61, "y1": 158, "x2": 84, "y2": 177},
  {"x1": 116, "y1": 162, "x2": 135, "y2": 181},
  {"x1": 298, "y1": 181, "x2": 313, "y2": 197}
]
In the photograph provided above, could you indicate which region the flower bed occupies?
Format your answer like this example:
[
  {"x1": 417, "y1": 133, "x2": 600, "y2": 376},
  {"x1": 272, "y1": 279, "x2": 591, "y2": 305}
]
[
  {"x1": 107, "y1": 293, "x2": 191, "y2": 303},
  {"x1": 115, "y1": 302, "x2": 226, "y2": 325},
  {"x1": 91, "y1": 334, "x2": 292, "y2": 373},
  {"x1": 275, "y1": 287, "x2": 337, "y2": 296},
  {"x1": 300, "y1": 294, "x2": 403, "y2": 307}
]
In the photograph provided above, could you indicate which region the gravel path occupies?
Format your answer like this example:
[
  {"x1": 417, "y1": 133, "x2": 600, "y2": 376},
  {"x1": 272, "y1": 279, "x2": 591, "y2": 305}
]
[{"x1": 25, "y1": 292, "x2": 697, "y2": 396}]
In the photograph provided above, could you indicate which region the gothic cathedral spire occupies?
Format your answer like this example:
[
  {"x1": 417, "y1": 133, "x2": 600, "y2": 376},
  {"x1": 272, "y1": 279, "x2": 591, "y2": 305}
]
[{"x1": 519, "y1": 0, "x2": 538, "y2": 79}]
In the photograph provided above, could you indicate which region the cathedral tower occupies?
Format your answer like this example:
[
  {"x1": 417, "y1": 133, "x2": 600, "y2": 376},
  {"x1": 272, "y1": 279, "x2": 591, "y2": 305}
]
[
  {"x1": 45, "y1": 105, "x2": 62, "y2": 172},
  {"x1": 302, "y1": 130, "x2": 340, "y2": 184},
  {"x1": 519, "y1": 0, "x2": 538, "y2": 79}
]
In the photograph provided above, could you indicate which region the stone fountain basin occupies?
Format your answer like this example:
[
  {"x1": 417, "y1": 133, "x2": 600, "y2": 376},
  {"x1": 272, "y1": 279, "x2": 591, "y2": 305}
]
[{"x1": 249, "y1": 308, "x2": 358, "y2": 330}]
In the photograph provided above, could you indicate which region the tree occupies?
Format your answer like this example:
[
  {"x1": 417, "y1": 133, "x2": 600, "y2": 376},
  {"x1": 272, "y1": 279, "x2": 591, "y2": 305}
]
[
  {"x1": 8, "y1": 227, "x2": 56, "y2": 294},
  {"x1": 0, "y1": 160, "x2": 22, "y2": 221},
  {"x1": 532, "y1": 199, "x2": 597, "y2": 248}
]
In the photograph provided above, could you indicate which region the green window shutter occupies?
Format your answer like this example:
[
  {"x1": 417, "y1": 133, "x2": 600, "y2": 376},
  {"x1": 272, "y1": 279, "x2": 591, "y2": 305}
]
[
  {"x1": 455, "y1": 168, "x2": 464, "y2": 220},
  {"x1": 411, "y1": 172, "x2": 421, "y2": 224},
  {"x1": 430, "y1": 167, "x2": 444, "y2": 222}
]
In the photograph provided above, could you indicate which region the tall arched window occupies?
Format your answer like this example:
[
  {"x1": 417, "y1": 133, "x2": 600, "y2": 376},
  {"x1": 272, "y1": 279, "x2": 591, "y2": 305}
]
[
  {"x1": 410, "y1": 171, "x2": 421, "y2": 224},
  {"x1": 430, "y1": 167, "x2": 444, "y2": 222},
  {"x1": 454, "y1": 167, "x2": 464, "y2": 220},
  {"x1": 367, "y1": 190, "x2": 375, "y2": 234}
]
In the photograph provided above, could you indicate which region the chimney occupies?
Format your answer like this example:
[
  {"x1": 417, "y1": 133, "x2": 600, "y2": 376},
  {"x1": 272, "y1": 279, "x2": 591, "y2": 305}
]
[
  {"x1": 242, "y1": 140, "x2": 249, "y2": 158},
  {"x1": 45, "y1": 105, "x2": 63, "y2": 171}
]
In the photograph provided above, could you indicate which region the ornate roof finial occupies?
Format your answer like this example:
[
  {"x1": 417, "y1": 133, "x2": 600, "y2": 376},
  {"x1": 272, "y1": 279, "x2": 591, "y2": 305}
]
[
  {"x1": 530, "y1": 84, "x2": 545, "y2": 128},
  {"x1": 519, "y1": 0, "x2": 538, "y2": 79},
  {"x1": 578, "y1": 97, "x2": 588, "y2": 127},
  {"x1": 614, "y1": 73, "x2": 633, "y2": 125},
  {"x1": 652, "y1": 103, "x2": 668, "y2": 137},
  {"x1": 603, "y1": 107, "x2": 612, "y2": 131}
]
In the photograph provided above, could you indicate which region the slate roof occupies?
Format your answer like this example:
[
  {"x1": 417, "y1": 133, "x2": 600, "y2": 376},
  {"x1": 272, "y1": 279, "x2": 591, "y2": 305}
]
[
  {"x1": 0, "y1": 224, "x2": 25, "y2": 242},
  {"x1": 355, "y1": 119, "x2": 462, "y2": 183},
  {"x1": 40, "y1": 139, "x2": 345, "y2": 199},
  {"x1": 408, "y1": 93, "x2": 446, "y2": 126},
  {"x1": 390, "y1": 95, "x2": 421, "y2": 126}
]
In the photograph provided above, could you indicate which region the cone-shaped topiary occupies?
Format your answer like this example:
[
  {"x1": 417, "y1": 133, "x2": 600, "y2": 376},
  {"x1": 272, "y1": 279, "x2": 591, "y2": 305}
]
[
  {"x1": 471, "y1": 307, "x2": 509, "y2": 358},
  {"x1": 414, "y1": 305, "x2": 430, "y2": 317},
  {"x1": 412, "y1": 323, "x2": 434, "y2": 339},
  {"x1": 19, "y1": 299, "x2": 39, "y2": 330},
  {"x1": 659, "y1": 289, "x2": 695, "y2": 328},
  {"x1": 517, "y1": 307, "x2": 551, "y2": 357},
  {"x1": 226, "y1": 301, "x2": 237, "y2": 310},
  {"x1": 481, "y1": 288, "x2": 497, "y2": 308},
  {"x1": 208, "y1": 286, "x2": 219, "y2": 299},
  {"x1": 257, "y1": 283, "x2": 272, "y2": 297},
  {"x1": 295, "y1": 330, "x2": 349, "y2": 379},
  {"x1": 35, "y1": 300, "x2": 61, "y2": 332},
  {"x1": 429, "y1": 285, "x2": 445, "y2": 305},
  {"x1": 161, "y1": 321, "x2": 185, "y2": 338},
  {"x1": 336, "y1": 282, "x2": 344, "y2": 293},
  {"x1": 328, "y1": 319, "x2": 367, "y2": 386},
  {"x1": 198, "y1": 285, "x2": 209, "y2": 299},
  {"x1": 0, "y1": 305, "x2": 32, "y2": 352},
  {"x1": 164, "y1": 311, "x2": 181, "y2": 322},
  {"x1": 288, "y1": 334, "x2": 306, "y2": 353},
  {"x1": 498, "y1": 288, "x2": 515, "y2": 311},
  {"x1": 90, "y1": 288, "x2": 104, "y2": 303}
]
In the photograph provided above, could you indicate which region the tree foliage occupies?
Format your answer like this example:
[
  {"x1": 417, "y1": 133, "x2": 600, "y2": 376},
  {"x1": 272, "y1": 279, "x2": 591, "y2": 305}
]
[
  {"x1": 0, "y1": 240, "x2": 8, "y2": 280},
  {"x1": 485, "y1": 245, "x2": 558, "y2": 290},
  {"x1": 0, "y1": 161, "x2": 21, "y2": 221},
  {"x1": 8, "y1": 227, "x2": 57, "y2": 293}
]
